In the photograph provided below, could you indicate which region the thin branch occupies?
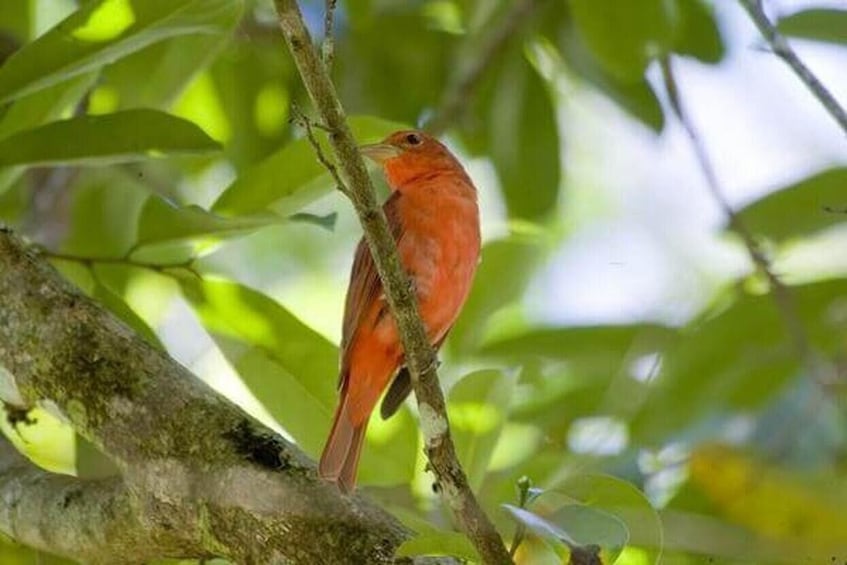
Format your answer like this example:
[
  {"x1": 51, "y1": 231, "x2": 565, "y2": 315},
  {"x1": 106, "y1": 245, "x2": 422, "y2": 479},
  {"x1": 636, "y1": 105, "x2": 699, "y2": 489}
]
[
  {"x1": 271, "y1": 2, "x2": 513, "y2": 563},
  {"x1": 322, "y1": 0, "x2": 337, "y2": 70},
  {"x1": 659, "y1": 56, "x2": 833, "y2": 387},
  {"x1": 38, "y1": 248, "x2": 201, "y2": 279},
  {"x1": 738, "y1": 0, "x2": 847, "y2": 137},
  {"x1": 290, "y1": 103, "x2": 348, "y2": 196},
  {"x1": 426, "y1": 0, "x2": 540, "y2": 136}
]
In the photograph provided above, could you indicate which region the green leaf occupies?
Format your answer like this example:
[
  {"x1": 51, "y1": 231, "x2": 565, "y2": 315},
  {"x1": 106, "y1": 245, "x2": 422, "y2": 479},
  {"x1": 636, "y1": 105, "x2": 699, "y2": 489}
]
[
  {"x1": 60, "y1": 168, "x2": 150, "y2": 257},
  {"x1": 91, "y1": 275, "x2": 164, "y2": 349},
  {"x1": 778, "y1": 9, "x2": 847, "y2": 45},
  {"x1": 0, "y1": 109, "x2": 221, "y2": 167},
  {"x1": 463, "y1": 47, "x2": 561, "y2": 219},
  {"x1": 0, "y1": 0, "x2": 243, "y2": 104},
  {"x1": 556, "y1": 474, "x2": 663, "y2": 557},
  {"x1": 0, "y1": 72, "x2": 98, "y2": 194},
  {"x1": 633, "y1": 279, "x2": 847, "y2": 441},
  {"x1": 481, "y1": 324, "x2": 676, "y2": 385},
  {"x1": 449, "y1": 236, "x2": 548, "y2": 354},
  {"x1": 733, "y1": 167, "x2": 847, "y2": 244},
  {"x1": 569, "y1": 0, "x2": 676, "y2": 82},
  {"x1": 558, "y1": 29, "x2": 665, "y2": 132},
  {"x1": 180, "y1": 279, "x2": 338, "y2": 454},
  {"x1": 502, "y1": 504, "x2": 580, "y2": 547},
  {"x1": 394, "y1": 531, "x2": 479, "y2": 561},
  {"x1": 212, "y1": 116, "x2": 406, "y2": 216},
  {"x1": 180, "y1": 279, "x2": 417, "y2": 484},
  {"x1": 135, "y1": 197, "x2": 281, "y2": 249},
  {"x1": 672, "y1": 0, "x2": 725, "y2": 64},
  {"x1": 102, "y1": 23, "x2": 239, "y2": 111},
  {"x1": 449, "y1": 369, "x2": 517, "y2": 489}
]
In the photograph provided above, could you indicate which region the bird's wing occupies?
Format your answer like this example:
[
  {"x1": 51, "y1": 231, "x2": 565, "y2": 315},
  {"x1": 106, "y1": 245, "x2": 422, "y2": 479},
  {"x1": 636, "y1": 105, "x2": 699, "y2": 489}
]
[{"x1": 339, "y1": 191, "x2": 405, "y2": 386}]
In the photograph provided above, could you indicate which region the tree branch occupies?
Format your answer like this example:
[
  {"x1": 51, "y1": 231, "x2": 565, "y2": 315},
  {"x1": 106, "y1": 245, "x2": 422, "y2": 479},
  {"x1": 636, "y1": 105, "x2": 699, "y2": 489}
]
[
  {"x1": 271, "y1": 2, "x2": 513, "y2": 563},
  {"x1": 738, "y1": 0, "x2": 847, "y2": 137},
  {"x1": 0, "y1": 434, "x2": 196, "y2": 564},
  {"x1": 0, "y1": 228, "x2": 445, "y2": 564},
  {"x1": 426, "y1": 0, "x2": 540, "y2": 136},
  {"x1": 659, "y1": 56, "x2": 834, "y2": 387}
]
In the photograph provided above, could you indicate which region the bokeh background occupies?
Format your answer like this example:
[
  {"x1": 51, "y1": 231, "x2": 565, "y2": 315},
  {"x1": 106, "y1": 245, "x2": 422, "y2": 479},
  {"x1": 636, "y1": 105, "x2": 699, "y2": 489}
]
[{"x1": 1, "y1": 0, "x2": 846, "y2": 563}]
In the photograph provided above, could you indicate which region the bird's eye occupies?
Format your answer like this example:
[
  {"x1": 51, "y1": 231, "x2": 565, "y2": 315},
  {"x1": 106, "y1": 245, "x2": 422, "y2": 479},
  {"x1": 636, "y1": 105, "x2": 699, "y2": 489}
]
[{"x1": 405, "y1": 133, "x2": 422, "y2": 146}]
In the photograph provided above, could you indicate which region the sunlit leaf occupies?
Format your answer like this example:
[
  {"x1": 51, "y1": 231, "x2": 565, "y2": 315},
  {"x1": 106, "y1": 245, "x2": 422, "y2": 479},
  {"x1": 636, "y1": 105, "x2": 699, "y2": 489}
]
[
  {"x1": 733, "y1": 167, "x2": 847, "y2": 243},
  {"x1": 0, "y1": 110, "x2": 220, "y2": 167},
  {"x1": 0, "y1": 0, "x2": 243, "y2": 104},
  {"x1": 212, "y1": 116, "x2": 405, "y2": 216},
  {"x1": 778, "y1": 9, "x2": 847, "y2": 45},
  {"x1": 394, "y1": 531, "x2": 479, "y2": 561},
  {"x1": 449, "y1": 369, "x2": 517, "y2": 489}
]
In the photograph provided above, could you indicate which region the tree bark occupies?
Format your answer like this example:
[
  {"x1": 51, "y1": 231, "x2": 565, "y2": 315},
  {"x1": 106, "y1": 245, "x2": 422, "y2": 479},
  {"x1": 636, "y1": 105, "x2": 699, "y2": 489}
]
[{"x1": 0, "y1": 227, "x2": 448, "y2": 564}]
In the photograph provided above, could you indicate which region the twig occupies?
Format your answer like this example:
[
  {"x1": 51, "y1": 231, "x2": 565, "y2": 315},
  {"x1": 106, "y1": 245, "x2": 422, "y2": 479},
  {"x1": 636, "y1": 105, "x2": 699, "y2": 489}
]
[
  {"x1": 290, "y1": 103, "x2": 348, "y2": 196},
  {"x1": 39, "y1": 248, "x2": 201, "y2": 279},
  {"x1": 271, "y1": 1, "x2": 513, "y2": 563},
  {"x1": 426, "y1": 0, "x2": 540, "y2": 136},
  {"x1": 322, "y1": 0, "x2": 337, "y2": 70},
  {"x1": 738, "y1": 0, "x2": 847, "y2": 137},
  {"x1": 659, "y1": 56, "x2": 831, "y2": 386}
]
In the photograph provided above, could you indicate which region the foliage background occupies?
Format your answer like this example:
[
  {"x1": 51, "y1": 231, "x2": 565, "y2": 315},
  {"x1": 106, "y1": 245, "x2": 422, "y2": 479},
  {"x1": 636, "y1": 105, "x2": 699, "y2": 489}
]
[{"x1": 1, "y1": 0, "x2": 846, "y2": 563}]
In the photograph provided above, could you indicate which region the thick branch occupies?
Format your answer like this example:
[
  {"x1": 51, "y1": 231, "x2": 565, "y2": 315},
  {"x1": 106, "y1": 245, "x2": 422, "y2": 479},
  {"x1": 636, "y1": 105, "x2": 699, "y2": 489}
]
[
  {"x1": 0, "y1": 435, "x2": 200, "y2": 564},
  {"x1": 0, "y1": 228, "x2": 419, "y2": 563},
  {"x1": 738, "y1": 0, "x2": 847, "y2": 136},
  {"x1": 272, "y1": 2, "x2": 512, "y2": 563}
]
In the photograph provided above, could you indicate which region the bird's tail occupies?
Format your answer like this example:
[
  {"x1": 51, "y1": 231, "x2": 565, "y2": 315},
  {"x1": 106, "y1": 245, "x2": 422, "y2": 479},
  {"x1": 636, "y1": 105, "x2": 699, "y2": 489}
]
[{"x1": 318, "y1": 389, "x2": 368, "y2": 494}]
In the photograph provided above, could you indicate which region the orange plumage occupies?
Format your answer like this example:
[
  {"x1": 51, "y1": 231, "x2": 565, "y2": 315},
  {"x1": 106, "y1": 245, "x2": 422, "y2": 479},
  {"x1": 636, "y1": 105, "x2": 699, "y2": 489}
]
[{"x1": 319, "y1": 130, "x2": 481, "y2": 493}]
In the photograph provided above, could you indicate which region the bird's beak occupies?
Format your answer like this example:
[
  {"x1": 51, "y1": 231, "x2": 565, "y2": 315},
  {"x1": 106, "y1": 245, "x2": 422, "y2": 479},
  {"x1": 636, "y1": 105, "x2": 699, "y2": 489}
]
[{"x1": 359, "y1": 143, "x2": 402, "y2": 164}]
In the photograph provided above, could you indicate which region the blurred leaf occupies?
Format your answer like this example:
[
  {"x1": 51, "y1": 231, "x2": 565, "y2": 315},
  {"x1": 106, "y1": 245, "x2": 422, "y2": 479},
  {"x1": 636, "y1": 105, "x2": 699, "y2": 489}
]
[
  {"x1": 0, "y1": 0, "x2": 243, "y2": 104},
  {"x1": 0, "y1": 72, "x2": 97, "y2": 194},
  {"x1": 91, "y1": 276, "x2": 164, "y2": 349},
  {"x1": 449, "y1": 369, "x2": 517, "y2": 489},
  {"x1": 75, "y1": 434, "x2": 121, "y2": 479},
  {"x1": 559, "y1": 29, "x2": 665, "y2": 132},
  {"x1": 568, "y1": 0, "x2": 675, "y2": 82},
  {"x1": 450, "y1": 236, "x2": 547, "y2": 354},
  {"x1": 394, "y1": 531, "x2": 479, "y2": 561},
  {"x1": 102, "y1": 19, "x2": 240, "y2": 110},
  {"x1": 733, "y1": 167, "x2": 847, "y2": 243},
  {"x1": 181, "y1": 279, "x2": 416, "y2": 484},
  {"x1": 672, "y1": 0, "x2": 724, "y2": 63},
  {"x1": 180, "y1": 279, "x2": 337, "y2": 451},
  {"x1": 778, "y1": 9, "x2": 847, "y2": 45},
  {"x1": 634, "y1": 279, "x2": 847, "y2": 442},
  {"x1": 212, "y1": 116, "x2": 405, "y2": 216},
  {"x1": 463, "y1": 47, "x2": 560, "y2": 219},
  {"x1": 556, "y1": 474, "x2": 663, "y2": 559},
  {"x1": 339, "y1": 9, "x2": 456, "y2": 124},
  {"x1": 481, "y1": 323, "x2": 676, "y2": 376},
  {"x1": 0, "y1": 2, "x2": 30, "y2": 46},
  {"x1": 135, "y1": 197, "x2": 281, "y2": 248},
  {"x1": 689, "y1": 444, "x2": 847, "y2": 556},
  {"x1": 0, "y1": 109, "x2": 221, "y2": 167},
  {"x1": 503, "y1": 504, "x2": 580, "y2": 547},
  {"x1": 60, "y1": 168, "x2": 150, "y2": 256}
]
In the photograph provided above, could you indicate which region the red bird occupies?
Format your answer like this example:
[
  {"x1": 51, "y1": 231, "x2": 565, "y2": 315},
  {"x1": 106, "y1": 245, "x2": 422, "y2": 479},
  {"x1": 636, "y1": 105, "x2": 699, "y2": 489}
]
[{"x1": 319, "y1": 130, "x2": 481, "y2": 493}]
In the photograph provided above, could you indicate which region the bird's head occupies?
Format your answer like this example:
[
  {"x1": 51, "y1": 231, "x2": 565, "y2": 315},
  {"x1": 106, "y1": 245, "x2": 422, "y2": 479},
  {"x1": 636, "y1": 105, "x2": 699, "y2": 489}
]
[{"x1": 359, "y1": 130, "x2": 465, "y2": 188}]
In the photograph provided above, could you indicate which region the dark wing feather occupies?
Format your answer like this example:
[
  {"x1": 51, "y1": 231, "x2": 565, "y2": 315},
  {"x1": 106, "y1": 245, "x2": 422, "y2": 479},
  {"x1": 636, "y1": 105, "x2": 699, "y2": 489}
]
[{"x1": 339, "y1": 191, "x2": 405, "y2": 386}]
